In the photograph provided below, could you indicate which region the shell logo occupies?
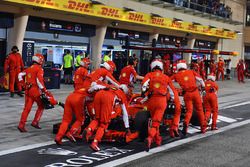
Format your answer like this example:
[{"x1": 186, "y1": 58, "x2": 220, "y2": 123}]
[
  {"x1": 154, "y1": 83, "x2": 161, "y2": 88},
  {"x1": 28, "y1": 73, "x2": 32, "y2": 78},
  {"x1": 122, "y1": 73, "x2": 126, "y2": 77},
  {"x1": 184, "y1": 76, "x2": 189, "y2": 81},
  {"x1": 76, "y1": 75, "x2": 79, "y2": 79},
  {"x1": 80, "y1": 88, "x2": 85, "y2": 91}
]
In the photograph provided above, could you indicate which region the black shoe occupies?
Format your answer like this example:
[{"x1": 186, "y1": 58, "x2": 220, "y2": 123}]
[
  {"x1": 18, "y1": 126, "x2": 27, "y2": 133},
  {"x1": 10, "y1": 92, "x2": 14, "y2": 98},
  {"x1": 17, "y1": 91, "x2": 24, "y2": 97},
  {"x1": 182, "y1": 123, "x2": 188, "y2": 136},
  {"x1": 31, "y1": 123, "x2": 42, "y2": 129}
]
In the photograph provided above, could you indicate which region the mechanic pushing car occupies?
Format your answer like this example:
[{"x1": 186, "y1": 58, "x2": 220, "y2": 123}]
[
  {"x1": 82, "y1": 60, "x2": 120, "y2": 90},
  {"x1": 4, "y1": 46, "x2": 24, "y2": 97},
  {"x1": 119, "y1": 57, "x2": 144, "y2": 88},
  {"x1": 141, "y1": 59, "x2": 176, "y2": 151},
  {"x1": 203, "y1": 73, "x2": 219, "y2": 130},
  {"x1": 73, "y1": 58, "x2": 91, "y2": 90},
  {"x1": 171, "y1": 60, "x2": 207, "y2": 136},
  {"x1": 17, "y1": 53, "x2": 57, "y2": 132},
  {"x1": 84, "y1": 84, "x2": 130, "y2": 152}
]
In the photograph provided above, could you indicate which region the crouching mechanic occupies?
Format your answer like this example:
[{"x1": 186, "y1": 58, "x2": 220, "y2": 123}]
[
  {"x1": 73, "y1": 58, "x2": 91, "y2": 90},
  {"x1": 203, "y1": 74, "x2": 219, "y2": 130},
  {"x1": 18, "y1": 54, "x2": 56, "y2": 132},
  {"x1": 171, "y1": 60, "x2": 207, "y2": 136},
  {"x1": 84, "y1": 84, "x2": 130, "y2": 152},
  {"x1": 54, "y1": 82, "x2": 107, "y2": 145},
  {"x1": 141, "y1": 59, "x2": 176, "y2": 151}
]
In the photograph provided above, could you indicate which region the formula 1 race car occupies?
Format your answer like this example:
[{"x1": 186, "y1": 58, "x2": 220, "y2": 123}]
[{"x1": 52, "y1": 91, "x2": 205, "y2": 144}]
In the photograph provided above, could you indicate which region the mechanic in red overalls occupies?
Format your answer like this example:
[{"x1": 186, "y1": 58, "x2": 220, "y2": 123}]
[
  {"x1": 82, "y1": 60, "x2": 120, "y2": 90},
  {"x1": 216, "y1": 57, "x2": 225, "y2": 81},
  {"x1": 18, "y1": 54, "x2": 55, "y2": 132},
  {"x1": 203, "y1": 73, "x2": 219, "y2": 130},
  {"x1": 4, "y1": 46, "x2": 24, "y2": 97},
  {"x1": 236, "y1": 59, "x2": 245, "y2": 83},
  {"x1": 198, "y1": 57, "x2": 206, "y2": 80},
  {"x1": 119, "y1": 57, "x2": 144, "y2": 89},
  {"x1": 73, "y1": 58, "x2": 91, "y2": 90},
  {"x1": 84, "y1": 85, "x2": 130, "y2": 151},
  {"x1": 163, "y1": 54, "x2": 171, "y2": 76},
  {"x1": 209, "y1": 58, "x2": 217, "y2": 74},
  {"x1": 171, "y1": 60, "x2": 207, "y2": 136},
  {"x1": 141, "y1": 59, "x2": 176, "y2": 151}
]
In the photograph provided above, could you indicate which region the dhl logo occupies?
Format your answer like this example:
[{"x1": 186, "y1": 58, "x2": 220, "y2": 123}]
[
  {"x1": 171, "y1": 21, "x2": 182, "y2": 28},
  {"x1": 226, "y1": 32, "x2": 235, "y2": 37},
  {"x1": 128, "y1": 13, "x2": 145, "y2": 22},
  {"x1": 151, "y1": 18, "x2": 165, "y2": 26},
  {"x1": 215, "y1": 30, "x2": 224, "y2": 35},
  {"x1": 23, "y1": 0, "x2": 55, "y2": 6},
  {"x1": 100, "y1": 7, "x2": 120, "y2": 18},
  {"x1": 188, "y1": 24, "x2": 197, "y2": 31},
  {"x1": 64, "y1": 0, "x2": 91, "y2": 13},
  {"x1": 203, "y1": 28, "x2": 211, "y2": 33}
]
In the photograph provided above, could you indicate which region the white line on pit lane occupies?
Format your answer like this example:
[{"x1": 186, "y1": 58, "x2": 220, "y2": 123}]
[
  {"x1": 219, "y1": 101, "x2": 250, "y2": 110},
  {"x1": 96, "y1": 119, "x2": 250, "y2": 167},
  {"x1": 0, "y1": 101, "x2": 249, "y2": 157}
]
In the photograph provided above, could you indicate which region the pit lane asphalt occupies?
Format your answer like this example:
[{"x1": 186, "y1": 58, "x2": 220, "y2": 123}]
[
  {"x1": 0, "y1": 79, "x2": 250, "y2": 167},
  {"x1": 123, "y1": 122, "x2": 250, "y2": 167}
]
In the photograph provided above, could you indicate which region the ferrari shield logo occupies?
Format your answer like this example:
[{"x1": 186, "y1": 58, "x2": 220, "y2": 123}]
[
  {"x1": 184, "y1": 76, "x2": 189, "y2": 81},
  {"x1": 122, "y1": 73, "x2": 126, "y2": 77}
]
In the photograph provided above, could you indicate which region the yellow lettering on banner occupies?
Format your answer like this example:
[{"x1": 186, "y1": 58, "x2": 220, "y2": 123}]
[{"x1": 3, "y1": 0, "x2": 237, "y2": 39}]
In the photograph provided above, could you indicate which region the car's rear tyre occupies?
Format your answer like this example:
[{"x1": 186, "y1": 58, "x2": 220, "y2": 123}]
[{"x1": 134, "y1": 110, "x2": 150, "y2": 141}]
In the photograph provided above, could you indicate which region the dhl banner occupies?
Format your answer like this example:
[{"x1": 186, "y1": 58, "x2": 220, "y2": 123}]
[{"x1": 3, "y1": 0, "x2": 237, "y2": 39}]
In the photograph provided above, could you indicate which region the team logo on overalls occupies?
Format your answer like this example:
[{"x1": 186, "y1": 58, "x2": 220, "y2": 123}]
[
  {"x1": 207, "y1": 84, "x2": 211, "y2": 87},
  {"x1": 154, "y1": 83, "x2": 160, "y2": 88},
  {"x1": 184, "y1": 76, "x2": 189, "y2": 81},
  {"x1": 122, "y1": 73, "x2": 126, "y2": 77},
  {"x1": 28, "y1": 73, "x2": 32, "y2": 78},
  {"x1": 76, "y1": 75, "x2": 79, "y2": 79}
]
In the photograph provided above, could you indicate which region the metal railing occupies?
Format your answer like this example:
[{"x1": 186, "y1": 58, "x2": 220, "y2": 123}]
[{"x1": 161, "y1": 0, "x2": 232, "y2": 19}]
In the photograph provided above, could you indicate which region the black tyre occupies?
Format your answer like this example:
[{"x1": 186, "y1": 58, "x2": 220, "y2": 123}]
[
  {"x1": 134, "y1": 110, "x2": 150, "y2": 141},
  {"x1": 190, "y1": 109, "x2": 200, "y2": 126}
]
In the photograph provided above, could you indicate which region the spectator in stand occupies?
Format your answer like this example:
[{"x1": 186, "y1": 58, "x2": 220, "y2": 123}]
[{"x1": 174, "y1": 0, "x2": 183, "y2": 6}]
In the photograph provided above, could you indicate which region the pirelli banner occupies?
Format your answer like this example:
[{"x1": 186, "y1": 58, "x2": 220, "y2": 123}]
[{"x1": 4, "y1": 0, "x2": 237, "y2": 39}]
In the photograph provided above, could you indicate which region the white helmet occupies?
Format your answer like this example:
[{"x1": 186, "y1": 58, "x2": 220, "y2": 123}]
[
  {"x1": 207, "y1": 74, "x2": 216, "y2": 81},
  {"x1": 177, "y1": 60, "x2": 187, "y2": 71},
  {"x1": 150, "y1": 59, "x2": 163, "y2": 71},
  {"x1": 101, "y1": 61, "x2": 116, "y2": 72},
  {"x1": 119, "y1": 84, "x2": 129, "y2": 95},
  {"x1": 32, "y1": 53, "x2": 44, "y2": 65}
]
